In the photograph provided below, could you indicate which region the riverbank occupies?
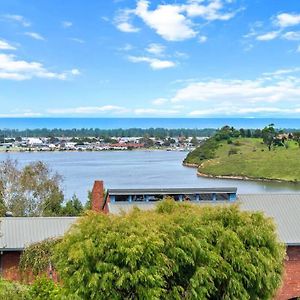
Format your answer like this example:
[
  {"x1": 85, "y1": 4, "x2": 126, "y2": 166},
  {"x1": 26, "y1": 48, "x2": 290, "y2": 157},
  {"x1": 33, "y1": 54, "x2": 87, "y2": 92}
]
[
  {"x1": 0, "y1": 147, "x2": 191, "y2": 153},
  {"x1": 184, "y1": 137, "x2": 300, "y2": 183}
]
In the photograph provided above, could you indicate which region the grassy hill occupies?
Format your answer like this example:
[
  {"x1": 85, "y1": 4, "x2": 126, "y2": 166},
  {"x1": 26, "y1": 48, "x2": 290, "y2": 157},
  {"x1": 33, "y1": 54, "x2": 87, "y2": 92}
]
[{"x1": 185, "y1": 137, "x2": 300, "y2": 182}]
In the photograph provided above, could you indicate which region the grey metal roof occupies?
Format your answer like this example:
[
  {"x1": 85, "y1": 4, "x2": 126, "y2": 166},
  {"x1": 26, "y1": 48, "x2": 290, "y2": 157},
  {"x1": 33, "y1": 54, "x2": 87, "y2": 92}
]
[
  {"x1": 108, "y1": 187, "x2": 237, "y2": 196},
  {"x1": 0, "y1": 217, "x2": 77, "y2": 251},
  {"x1": 108, "y1": 194, "x2": 300, "y2": 246},
  {"x1": 239, "y1": 194, "x2": 300, "y2": 246}
]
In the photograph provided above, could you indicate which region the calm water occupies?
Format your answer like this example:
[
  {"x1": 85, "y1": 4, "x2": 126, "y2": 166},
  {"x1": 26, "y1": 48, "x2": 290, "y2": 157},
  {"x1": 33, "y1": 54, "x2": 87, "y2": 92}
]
[
  {"x1": 1, "y1": 118, "x2": 300, "y2": 129},
  {"x1": 1, "y1": 151, "x2": 300, "y2": 203}
]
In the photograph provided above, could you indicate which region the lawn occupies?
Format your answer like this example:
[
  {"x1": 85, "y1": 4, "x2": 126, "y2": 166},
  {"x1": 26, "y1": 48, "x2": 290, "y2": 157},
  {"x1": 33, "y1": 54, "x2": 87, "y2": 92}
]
[{"x1": 198, "y1": 138, "x2": 300, "y2": 182}]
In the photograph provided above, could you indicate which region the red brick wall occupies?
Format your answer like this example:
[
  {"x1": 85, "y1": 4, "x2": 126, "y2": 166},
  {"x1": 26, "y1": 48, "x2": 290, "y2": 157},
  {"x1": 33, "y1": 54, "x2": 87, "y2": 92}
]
[
  {"x1": 276, "y1": 246, "x2": 300, "y2": 300},
  {"x1": 1, "y1": 251, "x2": 22, "y2": 281}
]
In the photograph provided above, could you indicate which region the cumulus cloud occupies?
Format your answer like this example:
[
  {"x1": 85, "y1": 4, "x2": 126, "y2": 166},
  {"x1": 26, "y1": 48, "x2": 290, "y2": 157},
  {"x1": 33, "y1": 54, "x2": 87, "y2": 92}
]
[
  {"x1": 0, "y1": 39, "x2": 16, "y2": 50},
  {"x1": 0, "y1": 53, "x2": 80, "y2": 80},
  {"x1": 250, "y1": 13, "x2": 300, "y2": 43},
  {"x1": 135, "y1": 0, "x2": 196, "y2": 41},
  {"x1": 146, "y1": 43, "x2": 165, "y2": 55},
  {"x1": 115, "y1": 0, "x2": 239, "y2": 41},
  {"x1": 275, "y1": 13, "x2": 300, "y2": 28},
  {"x1": 48, "y1": 105, "x2": 129, "y2": 115},
  {"x1": 2, "y1": 14, "x2": 31, "y2": 27},
  {"x1": 128, "y1": 55, "x2": 176, "y2": 69},
  {"x1": 25, "y1": 32, "x2": 45, "y2": 41}
]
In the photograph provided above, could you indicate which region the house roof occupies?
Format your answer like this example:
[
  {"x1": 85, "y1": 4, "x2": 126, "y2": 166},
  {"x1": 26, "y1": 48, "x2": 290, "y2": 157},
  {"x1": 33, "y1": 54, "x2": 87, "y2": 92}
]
[
  {"x1": 108, "y1": 194, "x2": 300, "y2": 246},
  {"x1": 0, "y1": 217, "x2": 77, "y2": 251},
  {"x1": 108, "y1": 187, "x2": 237, "y2": 196},
  {"x1": 2, "y1": 193, "x2": 300, "y2": 251}
]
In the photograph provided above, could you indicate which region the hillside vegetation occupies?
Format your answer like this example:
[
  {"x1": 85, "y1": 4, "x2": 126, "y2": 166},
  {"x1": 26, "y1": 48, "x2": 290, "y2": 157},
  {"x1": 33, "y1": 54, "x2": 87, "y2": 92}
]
[{"x1": 184, "y1": 125, "x2": 300, "y2": 182}]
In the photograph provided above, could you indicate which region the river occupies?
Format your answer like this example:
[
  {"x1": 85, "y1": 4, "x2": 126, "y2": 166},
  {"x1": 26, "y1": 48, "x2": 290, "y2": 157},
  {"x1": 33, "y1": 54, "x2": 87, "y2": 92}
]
[{"x1": 1, "y1": 150, "x2": 300, "y2": 203}]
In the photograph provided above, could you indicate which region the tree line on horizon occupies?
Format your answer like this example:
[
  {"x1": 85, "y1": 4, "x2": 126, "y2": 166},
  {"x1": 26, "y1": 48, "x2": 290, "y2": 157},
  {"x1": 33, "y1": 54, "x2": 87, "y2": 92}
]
[{"x1": 0, "y1": 128, "x2": 217, "y2": 139}]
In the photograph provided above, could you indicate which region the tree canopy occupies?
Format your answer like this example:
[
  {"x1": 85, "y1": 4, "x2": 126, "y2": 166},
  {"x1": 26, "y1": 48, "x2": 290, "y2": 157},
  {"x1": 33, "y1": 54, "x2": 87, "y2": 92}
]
[
  {"x1": 0, "y1": 159, "x2": 84, "y2": 217},
  {"x1": 0, "y1": 159, "x2": 64, "y2": 216},
  {"x1": 54, "y1": 200, "x2": 284, "y2": 299}
]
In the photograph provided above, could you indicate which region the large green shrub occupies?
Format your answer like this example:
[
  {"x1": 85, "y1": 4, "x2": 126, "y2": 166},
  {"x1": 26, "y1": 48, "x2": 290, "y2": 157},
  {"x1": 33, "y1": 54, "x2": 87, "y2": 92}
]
[
  {"x1": 54, "y1": 201, "x2": 285, "y2": 299},
  {"x1": 0, "y1": 280, "x2": 30, "y2": 300}
]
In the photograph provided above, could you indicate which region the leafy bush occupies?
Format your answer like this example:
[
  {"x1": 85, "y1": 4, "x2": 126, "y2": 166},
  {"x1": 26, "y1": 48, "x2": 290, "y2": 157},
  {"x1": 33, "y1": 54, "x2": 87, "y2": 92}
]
[
  {"x1": 29, "y1": 276, "x2": 61, "y2": 300},
  {"x1": 20, "y1": 238, "x2": 60, "y2": 277},
  {"x1": 0, "y1": 280, "x2": 30, "y2": 300},
  {"x1": 54, "y1": 200, "x2": 285, "y2": 299}
]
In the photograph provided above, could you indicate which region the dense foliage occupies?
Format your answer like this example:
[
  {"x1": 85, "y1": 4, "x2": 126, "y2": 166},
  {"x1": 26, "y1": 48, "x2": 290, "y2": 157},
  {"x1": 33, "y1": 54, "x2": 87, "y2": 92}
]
[
  {"x1": 0, "y1": 160, "x2": 64, "y2": 216},
  {"x1": 0, "y1": 159, "x2": 85, "y2": 217},
  {"x1": 20, "y1": 238, "x2": 60, "y2": 277},
  {"x1": 0, "y1": 127, "x2": 216, "y2": 139},
  {"x1": 54, "y1": 200, "x2": 284, "y2": 299},
  {"x1": 184, "y1": 137, "x2": 219, "y2": 165},
  {"x1": 0, "y1": 280, "x2": 30, "y2": 300}
]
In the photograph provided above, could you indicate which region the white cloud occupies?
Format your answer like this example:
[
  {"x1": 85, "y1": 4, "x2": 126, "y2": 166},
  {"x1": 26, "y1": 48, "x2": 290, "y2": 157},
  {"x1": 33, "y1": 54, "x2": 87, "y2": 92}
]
[
  {"x1": 172, "y1": 76, "x2": 300, "y2": 104},
  {"x1": 169, "y1": 70, "x2": 300, "y2": 116},
  {"x1": 134, "y1": 108, "x2": 179, "y2": 115},
  {"x1": 185, "y1": 0, "x2": 237, "y2": 21},
  {"x1": 248, "y1": 13, "x2": 300, "y2": 43},
  {"x1": 115, "y1": 0, "x2": 239, "y2": 41},
  {"x1": 117, "y1": 22, "x2": 140, "y2": 32},
  {"x1": 152, "y1": 98, "x2": 168, "y2": 105},
  {"x1": 146, "y1": 43, "x2": 165, "y2": 55},
  {"x1": 25, "y1": 32, "x2": 45, "y2": 41},
  {"x1": 62, "y1": 21, "x2": 72, "y2": 28},
  {"x1": 282, "y1": 31, "x2": 300, "y2": 41},
  {"x1": 0, "y1": 53, "x2": 79, "y2": 81},
  {"x1": 198, "y1": 35, "x2": 208, "y2": 43},
  {"x1": 297, "y1": 45, "x2": 300, "y2": 53},
  {"x1": 3, "y1": 14, "x2": 31, "y2": 27},
  {"x1": 128, "y1": 55, "x2": 176, "y2": 69},
  {"x1": 115, "y1": 9, "x2": 140, "y2": 32},
  {"x1": 256, "y1": 31, "x2": 279, "y2": 41},
  {"x1": 48, "y1": 105, "x2": 129, "y2": 115},
  {"x1": 135, "y1": 0, "x2": 196, "y2": 41},
  {"x1": 275, "y1": 13, "x2": 300, "y2": 28},
  {"x1": 0, "y1": 39, "x2": 16, "y2": 50}
]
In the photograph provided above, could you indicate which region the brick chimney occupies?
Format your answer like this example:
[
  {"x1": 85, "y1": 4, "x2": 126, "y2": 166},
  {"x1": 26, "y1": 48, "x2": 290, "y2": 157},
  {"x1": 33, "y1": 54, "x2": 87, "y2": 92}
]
[{"x1": 91, "y1": 180, "x2": 104, "y2": 212}]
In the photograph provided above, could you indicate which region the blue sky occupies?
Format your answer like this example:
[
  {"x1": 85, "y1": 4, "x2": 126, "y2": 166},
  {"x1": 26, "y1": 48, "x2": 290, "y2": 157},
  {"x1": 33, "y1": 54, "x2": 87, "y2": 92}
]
[{"x1": 0, "y1": 0, "x2": 300, "y2": 118}]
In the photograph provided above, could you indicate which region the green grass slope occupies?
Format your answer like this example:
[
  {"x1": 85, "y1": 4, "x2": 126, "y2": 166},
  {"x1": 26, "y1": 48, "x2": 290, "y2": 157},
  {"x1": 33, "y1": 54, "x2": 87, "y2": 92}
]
[{"x1": 188, "y1": 138, "x2": 300, "y2": 182}]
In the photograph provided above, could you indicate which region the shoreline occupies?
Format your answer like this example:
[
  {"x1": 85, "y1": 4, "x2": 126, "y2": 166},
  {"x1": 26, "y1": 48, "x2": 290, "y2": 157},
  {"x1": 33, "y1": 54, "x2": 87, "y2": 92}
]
[
  {"x1": 183, "y1": 162, "x2": 300, "y2": 184},
  {"x1": 0, "y1": 148, "x2": 190, "y2": 154}
]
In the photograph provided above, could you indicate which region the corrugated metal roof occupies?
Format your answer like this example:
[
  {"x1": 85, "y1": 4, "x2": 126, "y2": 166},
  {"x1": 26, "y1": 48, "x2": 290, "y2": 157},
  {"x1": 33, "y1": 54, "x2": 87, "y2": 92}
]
[
  {"x1": 0, "y1": 217, "x2": 77, "y2": 251},
  {"x1": 3, "y1": 194, "x2": 300, "y2": 250},
  {"x1": 239, "y1": 194, "x2": 300, "y2": 246},
  {"x1": 108, "y1": 194, "x2": 300, "y2": 246},
  {"x1": 108, "y1": 187, "x2": 237, "y2": 195}
]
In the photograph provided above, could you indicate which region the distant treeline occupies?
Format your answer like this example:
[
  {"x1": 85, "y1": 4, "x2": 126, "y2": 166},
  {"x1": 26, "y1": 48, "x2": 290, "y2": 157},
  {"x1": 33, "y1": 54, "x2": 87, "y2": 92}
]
[{"x1": 0, "y1": 127, "x2": 217, "y2": 138}]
